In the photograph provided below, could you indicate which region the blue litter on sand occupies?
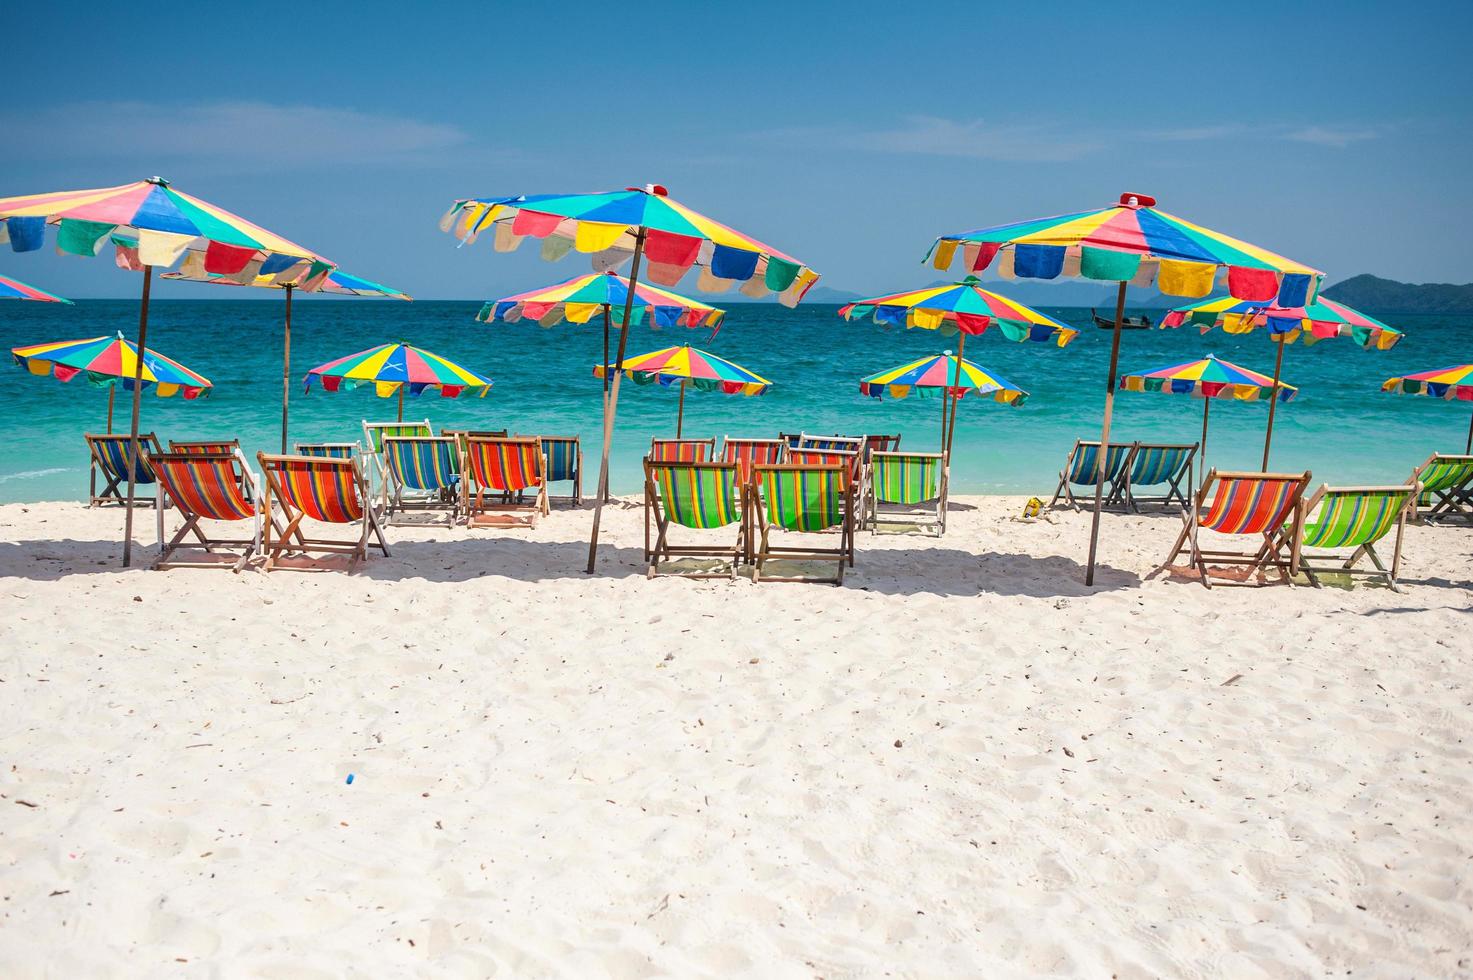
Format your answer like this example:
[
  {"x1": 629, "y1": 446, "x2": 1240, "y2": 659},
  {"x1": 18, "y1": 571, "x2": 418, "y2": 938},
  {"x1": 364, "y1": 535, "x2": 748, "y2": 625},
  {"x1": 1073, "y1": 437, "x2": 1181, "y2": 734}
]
[{"x1": 346, "y1": 773, "x2": 355, "y2": 785}]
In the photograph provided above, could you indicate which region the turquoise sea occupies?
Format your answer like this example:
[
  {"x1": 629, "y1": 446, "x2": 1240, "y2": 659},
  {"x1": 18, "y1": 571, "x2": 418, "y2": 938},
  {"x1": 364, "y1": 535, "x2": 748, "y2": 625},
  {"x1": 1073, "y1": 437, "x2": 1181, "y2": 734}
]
[{"x1": 2, "y1": 298, "x2": 1469, "y2": 502}]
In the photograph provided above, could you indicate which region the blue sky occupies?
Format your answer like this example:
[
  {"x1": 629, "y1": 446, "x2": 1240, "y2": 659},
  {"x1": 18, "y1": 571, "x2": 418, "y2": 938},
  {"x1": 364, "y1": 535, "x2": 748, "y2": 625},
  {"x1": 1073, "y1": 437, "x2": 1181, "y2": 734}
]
[{"x1": 6, "y1": 0, "x2": 1471, "y2": 300}]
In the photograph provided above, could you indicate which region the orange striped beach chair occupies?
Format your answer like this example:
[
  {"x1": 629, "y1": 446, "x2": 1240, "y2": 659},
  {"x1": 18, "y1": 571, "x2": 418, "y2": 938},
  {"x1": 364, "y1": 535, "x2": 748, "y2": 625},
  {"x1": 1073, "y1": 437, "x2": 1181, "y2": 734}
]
[
  {"x1": 1162, "y1": 469, "x2": 1311, "y2": 588},
  {"x1": 256, "y1": 453, "x2": 389, "y2": 571},
  {"x1": 463, "y1": 436, "x2": 549, "y2": 528},
  {"x1": 643, "y1": 459, "x2": 746, "y2": 578},
  {"x1": 151, "y1": 449, "x2": 271, "y2": 572},
  {"x1": 169, "y1": 439, "x2": 252, "y2": 499},
  {"x1": 85, "y1": 432, "x2": 164, "y2": 508},
  {"x1": 721, "y1": 436, "x2": 787, "y2": 560},
  {"x1": 750, "y1": 462, "x2": 855, "y2": 584},
  {"x1": 650, "y1": 437, "x2": 716, "y2": 463}
]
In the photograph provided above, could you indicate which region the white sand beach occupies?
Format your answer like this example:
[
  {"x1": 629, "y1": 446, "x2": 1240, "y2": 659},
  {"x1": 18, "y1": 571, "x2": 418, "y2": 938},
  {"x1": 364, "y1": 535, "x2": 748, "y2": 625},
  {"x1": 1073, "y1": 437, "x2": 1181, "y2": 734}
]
[{"x1": 1, "y1": 497, "x2": 1469, "y2": 977}]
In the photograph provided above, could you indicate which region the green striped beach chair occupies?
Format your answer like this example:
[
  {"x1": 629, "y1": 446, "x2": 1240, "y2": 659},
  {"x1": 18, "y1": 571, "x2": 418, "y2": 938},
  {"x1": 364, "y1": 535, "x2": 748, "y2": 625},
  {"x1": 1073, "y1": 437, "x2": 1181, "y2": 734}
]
[
  {"x1": 643, "y1": 460, "x2": 745, "y2": 578},
  {"x1": 864, "y1": 451, "x2": 948, "y2": 535},
  {"x1": 1048, "y1": 440, "x2": 1132, "y2": 511},
  {"x1": 381, "y1": 435, "x2": 462, "y2": 526},
  {"x1": 751, "y1": 462, "x2": 855, "y2": 585},
  {"x1": 362, "y1": 419, "x2": 433, "y2": 497},
  {"x1": 1292, "y1": 482, "x2": 1417, "y2": 592},
  {"x1": 85, "y1": 432, "x2": 164, "y2": 508},
  {"x1": 1109, "y1": 442, "x2": 1197, "y2": 511},
  {"x1": 1412, "y1": 453, "x2": 1473, "y2": 524}
]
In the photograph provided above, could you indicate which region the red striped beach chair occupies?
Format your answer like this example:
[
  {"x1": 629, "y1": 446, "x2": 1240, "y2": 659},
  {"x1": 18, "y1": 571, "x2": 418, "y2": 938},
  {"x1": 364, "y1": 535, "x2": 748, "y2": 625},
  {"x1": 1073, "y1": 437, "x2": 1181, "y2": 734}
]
[
  {"x1": 650, "y1": 437, "x2": 716, "y2": 463},
  {"x1": 861, "y1": 433, "x2": 902, "y2": 460},
  {"x1": 85, "y1": 432, "x2": 164, "y2": 508},
  {"x1": 721, "y1": 436, "x2": 786, "y2": 483},
  {"x1": 257, "y1": 453, "x2": 389, "y2": 571},
  {"x1": 1293, "y1": 481, "x2": 1418, "y2": 592},
  {"x1": 643, "y1": 460, "x2": 745, "y2": 578},
  {"x1": 751, "y1": 462, "x2": 855, "y2": 584},
  {"x1": 151, "y1": 449, "x2": 269, "y2": 572},
  {"x1": 1163, "y1": 469, "x2": 1311, "y2": 588},
  {"x1": 170, "y1": 439, "x2": 252, "y2": 499},
  {"x1": 463, "y1": 436, "x2": 548, "y2": 528},
  {"x1": 382, "y1": 435, "x2": 462, "y2": 526}
]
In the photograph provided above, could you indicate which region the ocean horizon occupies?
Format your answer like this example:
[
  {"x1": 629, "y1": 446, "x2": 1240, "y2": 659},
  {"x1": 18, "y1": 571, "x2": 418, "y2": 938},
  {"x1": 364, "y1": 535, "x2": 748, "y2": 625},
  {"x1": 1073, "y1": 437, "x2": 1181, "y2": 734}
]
[{"x1": 3, "y1": 298, "x2": 1468, "y2": 503}]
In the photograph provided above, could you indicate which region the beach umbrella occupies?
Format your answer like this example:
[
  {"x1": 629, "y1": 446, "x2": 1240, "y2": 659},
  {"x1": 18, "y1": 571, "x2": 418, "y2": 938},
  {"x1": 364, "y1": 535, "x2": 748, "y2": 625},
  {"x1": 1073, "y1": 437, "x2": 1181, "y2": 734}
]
[
  {"x1": 839, "y1": 276, "x2": 1072, "y2": 454},
  {"x1": 593, "y1": 344, "x2": 770, "y2": 437},
  {"x1": 12, "y1": 332, "x2": 212, "y2": 433},
  {"x1": 930, "y1": 191, "x2": 1321, "y2": 584},
  {"x1": 1, "y1": 272, "x2": 72, "y2": 304},
  {"x1": 0, "y1": 177, "x2": 333, "y2": 565},
  {"x1": 304, "y1": 342, "x2": 492, "y2": 422},
  {"x1": 163, "y1": 267, "x2": 411, "y2": 452},
  {"x1": 1120, "y1": 355, "x2": 1296, "y2": 472},
  {"x1": 1382, "y1": 364, "x2": 1473, "y2": 452},
  {"x1": 441, "y1": 184, "x2": 818, "y2": 572},
  {"x1": 860, "y1": 352, "x2": 1027, "y2": 454},
  {"x1": 1162, "y1": 296, "x2": 1401, "y2": 466}
]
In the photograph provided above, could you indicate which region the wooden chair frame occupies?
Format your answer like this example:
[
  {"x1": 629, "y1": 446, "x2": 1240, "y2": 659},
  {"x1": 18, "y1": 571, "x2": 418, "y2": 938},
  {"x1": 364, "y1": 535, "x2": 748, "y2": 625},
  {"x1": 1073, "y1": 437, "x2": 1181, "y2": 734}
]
[
  {"x1": 643, "y1": 460, "x2": 745, "y2": 579},
  {"x1": 85, "y1": 432, "x2": 164, "y2": 508},
  {"x1": 1162, "y1": 468, "x2": 1311, "y2": 589},
  {"x1": 750, "y1": 462, "x2": 855, "y2": 585},
  {"x1": 257, "y1": 453, "x2": 389, "y2": 572}
]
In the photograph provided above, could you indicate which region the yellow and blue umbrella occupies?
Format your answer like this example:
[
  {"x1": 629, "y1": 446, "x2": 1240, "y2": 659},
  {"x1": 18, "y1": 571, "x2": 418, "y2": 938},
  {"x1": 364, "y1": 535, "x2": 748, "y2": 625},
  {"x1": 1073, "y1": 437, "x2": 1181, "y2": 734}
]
[
  {"x1": 840, "y1": 277, "x2": 1077, "y2": 346},
  {"x1": 860, "y1": 352, "x2": 1026, "y2": 454},
  {"x1": 305, "y1": 342, "x2": 491, "y2": 422},
  {"x1": 593, "y1": 344, "x2": 769, "y2": 437}
]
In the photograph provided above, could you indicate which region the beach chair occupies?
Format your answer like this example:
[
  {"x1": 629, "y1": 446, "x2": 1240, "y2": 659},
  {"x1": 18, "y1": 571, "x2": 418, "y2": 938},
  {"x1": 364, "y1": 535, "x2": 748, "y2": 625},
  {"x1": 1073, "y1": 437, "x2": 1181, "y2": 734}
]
[
  {"x1": 1411, "y1": 453, "x2": 1473, "y2": 524},
  {"x1": 168, "y1": 439, "x2": 240, "y2": 455},
  {"x1": 537, "y1": 436, "x2": 583, "y2": 506},
  {"x1": 85, "y1": 432, "x2": 164, "y2": 508},
  {"x1": 381, "y1": 435, "x2": 462, "y2": 526},
  {"x1": 650, "y1": 437, "x2": 716, "y2": 463},
  {"x1": 1109, "y1": 443, "x2": 1197, "y2": 511},
  {"x1": 442, "y1": 428, "x2": 508, "y2": 453},
  {"x1": 1048, "y1": 440, "x2": 1132, "y2": 510},
  {"x1": 151, "y1": 449, "x2": 269, "y2": 572},
  {"x1": 1292, "y1": 482, "x2": 1418, "y2": 592},
  {"x1": 361, "y1": 419, "x2": 433, "y2": 496},
  {"x1": 798, "y1": 432, "x2": 865, "y2": 454},
  {"x1": 643, "y1": 459, "x2": 746, "y2": 578},
  {"x1": 779, "y1": 432, "x2": 804, "y2": 449},
  {"x1": 750, "y1": 462, "x2": 855, "y2": 584},
  {"x1": 865, "y1": 451, "x2": 948, "y2": 535},
  {"x1": 463, "y1": 436, "x2": 548, "y2": 528},
  {"x1": 256, "y1": 453, "x2": 389, "y2": 571},
  {"x1": 790, "y1": 447, "x2": 864, "y2": 534},
  {"x1": 721, "y1": 437, "x2": 786, "y2": 481},
  {"x1": 1162, "y1": 469, "x2": 1311, "y2": 589},
  {"x1": 294, "y1": 442, "x2": 359, "y2": 459},
  {"x1": 862, "y1": 433, "x2": 902, "y2": 460}
]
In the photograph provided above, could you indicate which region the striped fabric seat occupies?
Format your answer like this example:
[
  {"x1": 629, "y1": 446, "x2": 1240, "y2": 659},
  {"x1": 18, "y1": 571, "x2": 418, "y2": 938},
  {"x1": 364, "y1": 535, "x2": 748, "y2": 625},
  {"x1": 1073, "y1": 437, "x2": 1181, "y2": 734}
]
[
  {"x1": 294, "y1": 442, "x2": 358, "y2": 459},
  {"x1": 86, "y1": 433, "x2": 163, "y2": 507},
  {"x1": 798, "y1": 433, "x2": 864, "y2": 454},
  {"x1": 643, "y1": 461, "x2": 745, "y2": 578},
  {"x1": 866, "y1": 451, "x2": 948, "y2": 535},
  {"x1": 169, "y1": 439, "x2": 240, "y2": 456},
  {"x1": 1049, "y1": 440, "x2": 1131, "y2": 510},
  {"x1": 1413, "y1": 454, "x2": 1473, "y2": 524},
  {"x1": 752, "y1": 463, "x2": 854, "y2": 584},
  {"x1": 382, "y1": 436, "x2": 460, "y2": 525},
  {"x1": 152, "y1": 450, "x2": 262, "y2": 572},
  {"x1": 464, "y1": 437, "x2": 548, "y2": 527},
  {"x1": 541, "y1": 437, "x2": 580, "y2": 483},
  {"x1": 1110, "y1": 443, "x2": 1197, "y2": 512},
  {"x1": 862, "y1": 433, "x2": 902, "y2": 460},
  {"x1": 1296, "y1": 484, "x2": 1417, "y2": 591},
  {"x1": 91, "y1": 434, "x2": 158, "y2": 483},
  {"x1": 721, "y1": 437, "x2": 786, "y2": 483},
  {"x1": 650, "y1": 438, "x2": 715, "y2": 463},
  {"x1": 363, "y1": 420, "x2": 434, "y2": 454},
  {"x1": 1162, "y1": 469, "x2": 1311, "y2": 589},
  {"x1": 257, "y1": 453, "x2": 388, "y2": 572},
  {"x1": 1131, "y1": 446, "x2": 1192, "y2": 487}
]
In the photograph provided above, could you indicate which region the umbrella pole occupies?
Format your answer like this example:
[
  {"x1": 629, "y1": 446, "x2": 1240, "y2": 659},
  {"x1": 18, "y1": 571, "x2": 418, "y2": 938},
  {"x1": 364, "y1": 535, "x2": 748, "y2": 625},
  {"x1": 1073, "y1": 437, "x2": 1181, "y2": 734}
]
[
  {"x1": 1200, "y1": 397, "x2": 1211, "y2": 492},
  {"x1": 281, "y1": 284, "x2": 293, "y2": 453},
  {"x1": 1261, "y1": 338, "x2": 1286, "y2": 469},
  {"x1": 397, "y1": 385, "x2": 404, "y2": 423},
  {"x1": 587, "y1": 229, "x2": 647, "y2": 574},
  {"x1": 676, "y1": 379, "x2": 686, "y2": 438},
  {"x1": 939, "y1": 381, "x2": 950, "y2": 452},
  {"x1": 1085, "y1": 280, "x2": 1128, "y2": 587},
  {"x1": 945, "y1": 334, "x2": 966, "y2": 456},
  {"x1": 602, "y1": 306, "x2": 612, "y2": 503},
  {"x1": 122, "y1": 264, "x2": 153, "y2": 568},
  {"x1": 1466, "y1": 409, "x2": 1471, "y2": 454},
  {"x1": 107, "y1": 385, "x2": 115, "y2": 435}
]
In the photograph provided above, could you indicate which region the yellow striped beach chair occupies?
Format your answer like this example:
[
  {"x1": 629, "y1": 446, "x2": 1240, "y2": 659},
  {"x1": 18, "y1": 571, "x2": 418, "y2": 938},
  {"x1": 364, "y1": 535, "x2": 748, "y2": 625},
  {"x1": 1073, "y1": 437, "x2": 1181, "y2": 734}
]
[
  {"x1": 1293, "y1": 482, "x2": 1417, "y2": 591},
  {"x1": 643, "y1": 460, "x2": 745, "y2": 578},
  {"x1": 382, "y1": 435, "x2": 462, "y2": 526},
  {"x1": 85, "y1": 432, "x2": 164, "y2": 508},
  {"x1": 151, "y1": 449, "x2": 269, "y2": 572},
  {"x1": 1412, "y1": 453, "x2": 1473, "y2": 524},
  {"x1": 257, "y1": 453, "x2": 388, "y2": 572},
  {"x1": 1048, "y1": 440, "x2": 1132, "y2": 510},
  {"x1": 751, "y1": 462, "x2": 855, "y2": 584},
  {"x1": 865, "y1": 451, "x2": 948, "y2": 535},
  {"x1": 1109, "y1": 442, "x2": 1197, "y2": 511},
  {"x1": 1162, "y1": 469, "x2": 1311, "y2": 588}
]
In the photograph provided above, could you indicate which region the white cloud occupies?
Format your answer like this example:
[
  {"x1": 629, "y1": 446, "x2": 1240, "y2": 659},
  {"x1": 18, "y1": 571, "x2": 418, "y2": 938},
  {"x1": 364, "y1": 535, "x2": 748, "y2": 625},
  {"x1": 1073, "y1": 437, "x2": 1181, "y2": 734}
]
[
  {"x1": 1283, "y1": 124, "x2": 1383, "y2": 147},
  {"x1": 756, "y1": 116, "x2": 1103, "y2": 163},
  {"x1": 1, "y1": 100, "x2": 471, "y2": 169}
]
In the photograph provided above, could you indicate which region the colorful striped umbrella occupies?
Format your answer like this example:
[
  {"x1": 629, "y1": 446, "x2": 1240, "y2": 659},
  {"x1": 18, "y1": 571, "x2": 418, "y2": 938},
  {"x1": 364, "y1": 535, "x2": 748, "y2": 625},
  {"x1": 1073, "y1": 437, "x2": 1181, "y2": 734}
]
[
  {"x1": 481, "y1": 271, "x2": 722, "y2": 330},
  {"x1": 1, "y1": 273, "x2": 71, "y2": 303},
  {"x1": 593, "y1": 345, "x2": 769, "y2": 437},
  {"x1": 860, "y1": 353, "x2": 1027, "y2": 405},
  {"x1": 0, "y1": 176, "x2": 334, "y2": 565},
  {"x1": 928, "y1": 191, "x2": 1322, "y2": 585},
  {"x1": 839, "y1": 277, "x2": 1077, "y2": 346},
  {"x1": 441, "y1": 183, "x2": 815, "y2": 572},
  {"x1": 1120, "y1": 355, "x2": 1295, "y2": 475},
  {"x1": 1382, "y1": 364, "x2": 1473, "y2": 452},
  {"x1": 305, "y1": 343, "x2": 492, "y2": 422},
  {"x1": 1162, "y1": 294, "x2": 1401, "y2": 468},
  {"x1": 12, "y1": 332, "x2": 212, "y2": 433}
]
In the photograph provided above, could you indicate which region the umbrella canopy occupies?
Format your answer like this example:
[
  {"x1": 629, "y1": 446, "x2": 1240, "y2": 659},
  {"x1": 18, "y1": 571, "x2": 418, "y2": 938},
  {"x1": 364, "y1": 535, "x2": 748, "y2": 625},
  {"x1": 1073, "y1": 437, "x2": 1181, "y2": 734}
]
[
  {"x1": 163, "y1": 267, "x2": 411, "y2": 300},
  {"x1": 305, "y1": 342, "x2": 491, "y2": 399},
  {"x1": 594, "y1": 345, "x2": 769, "y2": 395},
  {"x1": 442, "y1": 185, "x2": 819, "y2": 305},
  {"x1": 12, "y1": 332, "x2": 211, "y2": 397},
  {"x1": 860, "y1": 353, "x2": 1028, "y2": 405},
  {"x1": 1, "y1": 273, "x2": 71, "y2": 303},
  {"x1": 1121, "y1": 355, "x2": 1297, "y2": 402},
  {"x1": 1383, "y1": 364, "x2": 1473, "y2": 400},
  {"x1": 1162, "y1": 296, "x2": 1401, "y2": 349},
  {"x1": 481, "y1": 271, "x2": 723, "y2": 330},
  {"x1": 839, "y1": 276, "x2": 1078, "y2": 346}
]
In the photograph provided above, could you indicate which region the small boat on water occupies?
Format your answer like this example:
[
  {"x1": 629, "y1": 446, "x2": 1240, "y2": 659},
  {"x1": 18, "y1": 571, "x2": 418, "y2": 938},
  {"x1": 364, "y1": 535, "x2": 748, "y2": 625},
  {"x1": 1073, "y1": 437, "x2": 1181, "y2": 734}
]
[{"x1": 1092, "y1": 308, "x2": 1152, "y2": 330}]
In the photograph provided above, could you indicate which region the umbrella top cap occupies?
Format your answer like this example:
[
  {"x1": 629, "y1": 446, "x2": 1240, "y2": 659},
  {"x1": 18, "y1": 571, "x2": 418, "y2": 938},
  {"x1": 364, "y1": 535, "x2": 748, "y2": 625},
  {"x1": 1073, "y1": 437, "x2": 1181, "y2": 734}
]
[
  {"x1": 1119, "y1": 192, "x2": 1156, "y2": 209},
  {"x1": 625, "y1": 184, "x2": 668, "y2": 197}
]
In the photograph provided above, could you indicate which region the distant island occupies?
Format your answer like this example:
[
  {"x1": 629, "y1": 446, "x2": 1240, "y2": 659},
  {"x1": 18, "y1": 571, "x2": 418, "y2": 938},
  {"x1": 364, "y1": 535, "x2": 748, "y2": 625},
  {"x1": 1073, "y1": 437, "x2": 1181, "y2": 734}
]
[{"x1": 1320, "y1": 274, "x2": 1473, "y2": 314}]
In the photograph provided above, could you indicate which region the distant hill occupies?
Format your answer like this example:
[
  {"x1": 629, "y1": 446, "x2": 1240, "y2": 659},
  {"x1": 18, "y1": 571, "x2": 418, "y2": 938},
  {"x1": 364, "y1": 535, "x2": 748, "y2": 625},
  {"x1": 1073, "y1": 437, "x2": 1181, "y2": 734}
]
[{"x1": 1321, "y1": 274, "x2": 1473, "y2": 314}]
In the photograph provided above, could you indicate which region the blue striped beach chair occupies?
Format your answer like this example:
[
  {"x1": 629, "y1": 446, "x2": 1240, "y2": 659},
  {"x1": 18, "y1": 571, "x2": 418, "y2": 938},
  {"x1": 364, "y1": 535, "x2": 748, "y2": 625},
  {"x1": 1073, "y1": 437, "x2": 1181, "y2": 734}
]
[
  {"x1": 381, "y1": 435, "x2": 462, "y2": 526},
  {"x1": 539, "y1": 436, "x2": 583, "y2": 505},
  {"x1": 1048, "y1": 440, "x2": 1132, "y2": 510},
  {"x1": 643, "y1": 459, "x2": 745, "y2": 578},
  {"x1": 294, "y1": 441, "x2": 359, "y2": 459},
  {"x1": 362, "y1": 419, "x2": 433, "y2": 498},
  {"x1": 864, "y1": 451, "x2": 948, "y2": 535},
  {"x1": 1109, "y1": 442, "x2": 1198, "y2": 511},
  {"x1": 1412, "y1": 453, "x2": 1473, "y2": 524},
  {"x1": 85, "y1": 432, "x2": 164, "y2": 508},
  {"x1": 1293, "y1": 481, "x2": 1417, "y2": 591}
]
